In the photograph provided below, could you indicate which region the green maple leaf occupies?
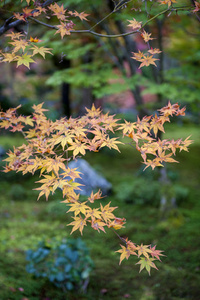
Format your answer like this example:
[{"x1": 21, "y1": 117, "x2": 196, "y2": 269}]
[
  {"x1": 136, "y1": 257, "x2": 158, "y2": 275},
  {"x1": 16, "y1": 53, "x2": 35, "y2": 69}
]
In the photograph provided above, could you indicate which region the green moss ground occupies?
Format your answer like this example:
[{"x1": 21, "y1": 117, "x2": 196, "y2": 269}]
[{"x1": 0, "y1": 124, "x2": 200, "y2": 300}]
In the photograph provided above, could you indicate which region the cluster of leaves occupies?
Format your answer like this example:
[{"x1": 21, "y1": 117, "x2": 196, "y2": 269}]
[
  {"x1": 0, "y1": 102, "x2": 192, "y2": 274},
  {"x1": 0, "y1": 0, "x2": 199, "y2": 69},
  {"x1": 0, "y1": 1, "x2": 88, "y2": 68},
  {"x1": 26, "y1": 238, "x2": 93, "y2": 291}
]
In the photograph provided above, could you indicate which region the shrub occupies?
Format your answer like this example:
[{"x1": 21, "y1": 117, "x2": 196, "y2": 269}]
[
  {"x1": 26, "y1": 238, "x2": 93, "y2": 292},
  {"x1": 115, "y1": 177, "x2": 161, "y2": 206}
]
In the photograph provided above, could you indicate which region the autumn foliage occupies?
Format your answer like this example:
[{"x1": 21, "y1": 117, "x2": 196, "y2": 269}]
[
  {"x1": 0, "y1": 102, "x2": 192, "y2": 274},
  {"x1": 0, "y1": 0, "x2": 197, "y2": 275}
]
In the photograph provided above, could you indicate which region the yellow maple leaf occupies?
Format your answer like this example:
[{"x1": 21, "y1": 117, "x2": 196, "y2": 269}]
[
  {"x1": 9, "y1": 39, "x2": 28, "y2": 52},
  {"x1": 67, "y1": 201, "x2": 90, "y2": 216},
  {"x1": 67, "y1": 139, "x2": 88, "y2": 157},
  {"x1": 68, "y1": 215, "x2": 87, "y2": 235},
  {"x1": 31, "y1": 45, "x2": 53, "y2": 58},
  {"x1": 100, "y1": 137, "x2": 123, "y2": 152},
  {"x1": 116, "y1": 244, "x2": 137, "y2": 265},
  {"x1": 100, "y1": 202, "x2": 117, "y2": 222}
]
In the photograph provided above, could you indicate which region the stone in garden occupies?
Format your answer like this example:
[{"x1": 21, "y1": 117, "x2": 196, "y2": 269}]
[{"x1": 67, "y1": 158, "x2": 112, "y2": 196}]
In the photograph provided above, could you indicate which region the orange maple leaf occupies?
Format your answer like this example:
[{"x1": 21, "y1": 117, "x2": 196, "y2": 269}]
[
  {"x1": 138, "y1": 55, "x2": 159, "y2": 68},
  {"x1": 141, "y1": 30, "x2": 154, "y2": 43},
  {"x1": 159, "y1": 0, "x2": 177, "y2": 7}
]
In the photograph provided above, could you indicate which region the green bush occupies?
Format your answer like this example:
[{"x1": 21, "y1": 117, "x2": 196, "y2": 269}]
[
  {"x1": 26, "y1": 238, "x2": 93, "y2": 292},
  {"x1": 115, "y1": 177, "x2": 161, "y2": 206}
]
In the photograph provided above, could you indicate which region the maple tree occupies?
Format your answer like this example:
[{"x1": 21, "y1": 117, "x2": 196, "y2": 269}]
[{"x1": 0, "y1": 0, "x2": 196, "y2": 274}]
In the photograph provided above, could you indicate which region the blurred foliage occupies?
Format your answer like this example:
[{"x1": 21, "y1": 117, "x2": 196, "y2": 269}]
[{"x1": 26, "y1": 238, "x2": 93, "y2": 292}]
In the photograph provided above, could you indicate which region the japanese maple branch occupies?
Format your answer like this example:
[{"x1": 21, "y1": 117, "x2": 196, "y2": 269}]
[
  {"x1": 29, "y1": 6, "x2": 192, "y2": 39},
  {"x1": 0, "y1": 0, "x2": 60, "y2": 36}
]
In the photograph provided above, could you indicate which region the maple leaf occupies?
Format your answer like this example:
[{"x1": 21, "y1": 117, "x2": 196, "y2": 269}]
[
  {"x1": 67, "y1": 201, "x2": 89, "y2": 216},
  {"x1": 91, "y1": 219, "x2": 106, "y2": 233},
  {"x1": 88, "y1": 190, "x2": 104, "y2": 203},
  {"x1": 157, "y1": 150, "x2": 178, "y2": 164},
  {"x1": 136, "y1": 257, "x2": 158, "y2": 275},
  {"x1": 1, "y1": 52, "x2": 17, "y2": 63},
  {"x1": 44, "y1": 156, "x2": 66, "y2": 176},
  {"x1": 116, "y1": 244, "x2": 137, "y2": 265},
  {"x1": 67, "y1": 139, "x2": 88, "y2": 157},
  {"x1": 143, "y1": 158, "x2": 164, "y2": 170},
  {"x1": 108, "y1": 217, "x2": 126, "y2": 230},
  {"x1": 53, "y1": 133, "x2": 74, "y2": 150},
  {"x1": 150, "y1": 114, "x2": 165, "y2": 137},
  {"x1": 5, "y1": 32, "x2": 24, "y2": 40},
  {"x1": 68, "y1": 215, "x2": 87, "y2": 235},
  {"x1": 55, "y1": 21, "x2": 74, "y2": 39},
  {"x1": 68, "y1": 10, "x2": 89, "y2": 21},
  {"x1": 148, "y1": 48, "x2": 162, "y2": 55},
  {"x1": 176, "y1": 106, "x2": 186, "y2": 116},
  {"x1": 9, "y1": 39, "x2": 28, "y2": 52},
  {"x1": 22, "y1": 7, "x2": 33, "y2": 18},
  {"x1": 100, "y1": 202, "x2": 117, "y2": 222},
  {"x1": 31, "y1": 45, "x2": 53, "y2": 58},
  {"x1": 49, "y1": 3, "x2": 67, "y2": 21},
  {"x1": 138, "y1": 55, "x2": 159, "y2": 69},
  {"x1": 149, "y1": 245, "x2": 165, "y2": 261},
  {"x1": 158, "y1": 101, "x2": 179, "y2": 117},
  {"x1": 127, "y1": 18, "x2": 142, "y2": 30},
  {"x1": 34, "y1": 173, "x2": 57, "y2": 200},
  {"x1": 159, "y1": 0, "x2": 177, "y2": 7},
  {"x1": 137, "y1": 243, "x2": 152, "y2": 259},
  {"x1": 85, "y1": 208, "x2": 102, "y2": 222},
  {"x1": 100, "y1": 137, "x2": 123, "y2": 152},
  {"x1": 131, "y1": 50, "x2": 144, "y2": 61},
  {"x1": 14, "y1": 13, "x2": 26, "y2": 21},
  {"x1": 32, "y1": 102, "x2": 49, "y2": 114},
  {"x1": 29, "y1": 37, "x2": 42, "y2": 43},
  {"x1": 136, "y1": 115, "x2": 151, "y2": 133},
  {"x1": 85, "y1": 104, "x2": 101, "y2": 118},
  {"x1": 193, "y1": 1, "x2": 200, "y2": 12},
  {"x1": 141, "y1": 30, "x2": 154, "y2": 43},
  {"x1": 118, "y1": 120, "x2": 137, "y2": 136},
  {"x1": 179, "y1": 136, "x2": 193, "y2": 152},
  {"x1": 15, "y1": 54, "x2": 35, "y2": 69}
]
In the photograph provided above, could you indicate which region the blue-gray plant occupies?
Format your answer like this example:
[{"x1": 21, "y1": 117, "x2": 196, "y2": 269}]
[{"x1": 26, "y1": 238, "x2": 93, "y2": 292}]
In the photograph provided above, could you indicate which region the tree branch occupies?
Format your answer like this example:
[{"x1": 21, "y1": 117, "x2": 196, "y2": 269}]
[{"x1": 0, "y1": 0, "x2": 60, "y2": 36}]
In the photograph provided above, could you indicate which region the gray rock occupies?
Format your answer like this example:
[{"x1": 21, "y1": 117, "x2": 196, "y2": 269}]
[{"x1": 66, "y1": 158, "x2": 112, "y2": 196}]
